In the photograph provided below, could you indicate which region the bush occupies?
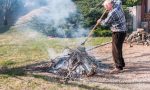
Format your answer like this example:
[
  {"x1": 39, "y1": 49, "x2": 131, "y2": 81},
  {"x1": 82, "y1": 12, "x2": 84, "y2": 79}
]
[
  {"x1": 124, "y1": 0, "x2": 141, "y2": 7},
  {"x1": 74, "y1": 0, "x2": 104, "y2": 28},
  {"x1": 94, "y1": 29, "x2": 112, "y2": 37}
]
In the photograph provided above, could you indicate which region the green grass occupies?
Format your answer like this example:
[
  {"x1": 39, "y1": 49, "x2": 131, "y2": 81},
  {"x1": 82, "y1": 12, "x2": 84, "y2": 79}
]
[
  {"x1": 0, "y1": 74, "x2": 110, "y2": 90},
  {"x1": 0, "y1": 29, "x2": 111, "y2": 90},
  {"x1": 47, "y1": 37, "x2": 111, "y2": 52},
  {"x1": 0, "y1": 34, "x2": 111, "y2": 68},
  {"x1": 0, "y1": 30, "x2": 49, "y2": 67}
]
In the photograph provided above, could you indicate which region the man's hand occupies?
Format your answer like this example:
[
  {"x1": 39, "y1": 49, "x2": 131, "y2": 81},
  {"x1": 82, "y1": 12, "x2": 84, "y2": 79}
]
[{"x1": 97, "y1": 19, "x2": 101, "y2": 25}]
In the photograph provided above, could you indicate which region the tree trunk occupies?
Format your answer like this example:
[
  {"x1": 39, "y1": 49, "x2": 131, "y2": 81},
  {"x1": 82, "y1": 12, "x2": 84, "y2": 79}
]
[{"x1": 3, "y1": 11, "x2": 8, "y2": 26}]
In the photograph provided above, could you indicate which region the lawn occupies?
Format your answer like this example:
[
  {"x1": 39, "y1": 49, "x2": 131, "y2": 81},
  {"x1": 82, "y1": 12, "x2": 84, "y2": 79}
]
[{"x1": 0, "y1": 30, "x2": 111, "y2": 90}]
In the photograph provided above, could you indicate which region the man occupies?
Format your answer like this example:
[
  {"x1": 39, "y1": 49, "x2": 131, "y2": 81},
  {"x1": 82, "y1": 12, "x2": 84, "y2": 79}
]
[{"x1": 97, "y1": 0, "x2": 127, "y2": 74}]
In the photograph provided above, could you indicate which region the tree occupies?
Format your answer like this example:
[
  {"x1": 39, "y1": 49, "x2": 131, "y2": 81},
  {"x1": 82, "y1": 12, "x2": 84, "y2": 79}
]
[
  {"x1": 0, "y1": 0, "x2": 21, "y2": 26},
  {"x1": 74, "y1": 0, "x2": 105, "y2": 28},
  {"x1": 125, "y1": 0, "x2": 141, "y2": 6}
]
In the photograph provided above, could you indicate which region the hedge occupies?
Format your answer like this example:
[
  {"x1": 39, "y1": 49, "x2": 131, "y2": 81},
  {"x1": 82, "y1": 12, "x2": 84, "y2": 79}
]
[{"x1": 94, "y1": 29, "x2": 112, "y2": 37}]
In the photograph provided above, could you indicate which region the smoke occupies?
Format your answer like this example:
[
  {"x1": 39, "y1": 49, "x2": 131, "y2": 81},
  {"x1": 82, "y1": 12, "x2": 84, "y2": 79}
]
[
  {"x1": 15, "y1": 0, "x2": 88, "y2": 38},
  {"x1": 14, "y1": 0, "x2": 89, "y2": 59},
  {"x1": 47, "y1": 0, "x2": 76, "y2": 27},
  {"x1": 48, "y1": 48, "x2": 70, "y2": 59}
]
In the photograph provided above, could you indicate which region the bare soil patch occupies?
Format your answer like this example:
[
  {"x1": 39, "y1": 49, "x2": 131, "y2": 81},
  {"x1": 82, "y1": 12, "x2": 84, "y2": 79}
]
[{"x1": 87, "y1": 43, "x2": 150, "y2": 90}]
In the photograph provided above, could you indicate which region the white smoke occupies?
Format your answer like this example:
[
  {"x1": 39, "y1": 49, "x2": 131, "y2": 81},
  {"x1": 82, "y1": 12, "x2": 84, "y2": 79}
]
[
  {"x1": 22, "y1": 0, "x2": 77, "y2": 26},
  {"x1": 15, "y1": 0, "x2": 89, "y2": 59},
  {"x1": 16, "y1": 0, "x2": 88, "y2": 38},
  {"x1": 48, "y1": 0, "x2": 76, "y2": 27}
]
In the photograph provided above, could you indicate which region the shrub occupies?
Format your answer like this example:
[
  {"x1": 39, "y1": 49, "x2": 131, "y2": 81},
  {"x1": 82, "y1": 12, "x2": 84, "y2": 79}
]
[{"x1": 94, "y1": 29, "x2": 112, "y2": 37}]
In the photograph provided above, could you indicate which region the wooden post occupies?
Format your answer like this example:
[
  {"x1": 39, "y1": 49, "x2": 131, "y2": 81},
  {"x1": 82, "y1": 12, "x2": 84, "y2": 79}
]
[{"x1": 141, "y1": 0, "x2": 148, "y2": 21}]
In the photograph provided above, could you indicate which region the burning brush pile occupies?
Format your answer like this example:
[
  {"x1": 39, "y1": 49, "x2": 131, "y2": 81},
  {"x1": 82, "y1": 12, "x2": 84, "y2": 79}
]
[{"x1": 49, "y1": 46, "x2": 110, "y2": 83}]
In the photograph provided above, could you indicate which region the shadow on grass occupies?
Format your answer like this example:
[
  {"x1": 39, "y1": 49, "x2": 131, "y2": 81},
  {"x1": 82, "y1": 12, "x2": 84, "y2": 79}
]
[
  {"x1": 0, "y1": 67, "x2": 26, "y2": 76},
  {"x1": 0, "y1": 61, "x2": 108, "y2": 90},
  {"x1": 32, "y1": 74, "x2": 108, "y2": 90},
  {"x1": 0, "y1": 61, "x2": 49, "y2": 76}
]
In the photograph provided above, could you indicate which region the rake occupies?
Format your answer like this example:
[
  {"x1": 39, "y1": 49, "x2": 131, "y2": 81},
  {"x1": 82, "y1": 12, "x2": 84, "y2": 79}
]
[{"x1": 81, "y1": 10, "x2": 107, "y2": 45}]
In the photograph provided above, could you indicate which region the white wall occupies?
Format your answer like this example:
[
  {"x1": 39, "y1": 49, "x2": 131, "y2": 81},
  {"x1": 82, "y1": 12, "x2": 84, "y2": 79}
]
[
  {"x1": 132, "y1": 6, "x2": 137, "y2": 31},
  {"x1": 148, "y1": 0, "x2": 150, "y2": 12},
  {"x1": 131, "y1": 6, "x2": 141, "y2": 31},
  {"x1": 136, "y1": 6, "x2": 141, "y2": 28}
]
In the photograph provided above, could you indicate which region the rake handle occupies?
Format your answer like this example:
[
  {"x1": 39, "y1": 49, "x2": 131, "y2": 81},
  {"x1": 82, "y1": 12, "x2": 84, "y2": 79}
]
[{"x1": 81, "y1": 10, "x2": 107, "y2": 45}]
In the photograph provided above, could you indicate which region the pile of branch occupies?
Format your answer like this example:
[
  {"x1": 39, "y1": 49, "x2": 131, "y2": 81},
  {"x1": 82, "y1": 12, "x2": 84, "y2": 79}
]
[
  {"x1": 49, "y1": 46, "x2": 109, "y2": 83},
  {"x1": 126, "y1": 30, "x2": 150, "y2": 47}
]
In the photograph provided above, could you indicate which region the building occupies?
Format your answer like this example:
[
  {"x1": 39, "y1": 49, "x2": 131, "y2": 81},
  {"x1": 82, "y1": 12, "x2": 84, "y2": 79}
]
[{"x1": 129, "y1": 0, "x2": 150, "y2": 32}]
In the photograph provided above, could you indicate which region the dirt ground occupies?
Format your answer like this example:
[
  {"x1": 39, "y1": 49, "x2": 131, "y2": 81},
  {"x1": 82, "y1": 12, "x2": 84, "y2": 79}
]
[{"x1": 86, "y1": 43, "x2": 150, "y2": 90}]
